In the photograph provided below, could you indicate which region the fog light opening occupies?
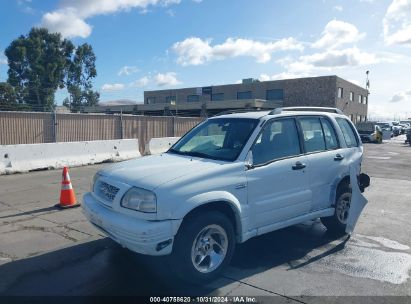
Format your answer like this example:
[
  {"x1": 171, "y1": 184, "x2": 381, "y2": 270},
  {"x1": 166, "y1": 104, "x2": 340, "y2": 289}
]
[{"x1": 156, "y1": 239, "x2": 172, "y2": 251}]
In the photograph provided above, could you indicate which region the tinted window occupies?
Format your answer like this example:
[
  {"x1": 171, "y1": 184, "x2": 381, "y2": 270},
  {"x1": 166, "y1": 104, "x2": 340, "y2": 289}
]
[
  {"x1": 320, "y1": 118, "x2": 339, "y2": 150},
  {"x1": 237, "y1": 91, "x2": 252, "y2": 100},
  {"x1": 252, "y1": 119, "x2": 301, "y2": 165},
  {"x1": 266, "y1": 89, "x2": 284, "y2": 100},
  {"x1": 336, "y1": 118, "x2": 359, "y2": 148},
  {"x1": 299, "y1": 117, "x2": 326, "y2": 153},
  {"x1": 166, "y1": 96, "x2": 176, "y2": 103},
  {"x1": 338, "y1": 87, "x2": 343, "y2": 98},
  {"x1": 146, "y1": 97, "x2": 156, "y2": 104},
  {"x1": 187, "y1": 95, "x2": 199, "y2": 102},
  {"x1": 211, "y1": 93, "x2": 224, "y2": 101}
]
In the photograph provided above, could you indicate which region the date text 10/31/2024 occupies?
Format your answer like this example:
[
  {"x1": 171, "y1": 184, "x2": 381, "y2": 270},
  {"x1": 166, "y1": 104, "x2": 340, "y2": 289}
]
[{"x1": 149, "y1": 296, "x2": 257, "y2": 303}]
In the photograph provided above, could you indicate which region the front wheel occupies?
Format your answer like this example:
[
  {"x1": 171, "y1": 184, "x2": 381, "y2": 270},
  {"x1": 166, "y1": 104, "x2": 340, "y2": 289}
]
[
  {"x1": 170, "y1": 211, "x2": 235, "y2": 283},
  {"x1": 321, "y1": 185, "x2": 351, "y2": 235}
]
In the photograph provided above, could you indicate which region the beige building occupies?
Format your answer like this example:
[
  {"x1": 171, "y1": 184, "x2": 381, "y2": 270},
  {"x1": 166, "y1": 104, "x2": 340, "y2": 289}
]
[{"x1": 86, "y1": 75, "x2": 369, "y2": 121}]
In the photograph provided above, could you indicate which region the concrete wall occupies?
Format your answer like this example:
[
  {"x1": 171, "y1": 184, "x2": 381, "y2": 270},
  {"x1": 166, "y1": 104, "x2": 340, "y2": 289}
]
[
  {"x1": 146, "y1": 137, "x2": 180, "y2": 155},
  {"x1": 0, "y1": 139, "x2": 140, "y2": 175}
]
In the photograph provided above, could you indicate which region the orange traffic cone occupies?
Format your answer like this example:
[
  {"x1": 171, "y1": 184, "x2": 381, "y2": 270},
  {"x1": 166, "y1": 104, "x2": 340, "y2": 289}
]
[{"x1": 55, "y1": 166, "x2": 80, "y2": 209}]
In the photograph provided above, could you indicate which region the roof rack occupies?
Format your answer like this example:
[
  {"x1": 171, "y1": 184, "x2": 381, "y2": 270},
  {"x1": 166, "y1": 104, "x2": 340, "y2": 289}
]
[
  {"x1": 214, "y1": 108, "x2": 269, "y2": 117},
  {"x1": 269, "y1": 107, "x2": 343, "y2": 115}
]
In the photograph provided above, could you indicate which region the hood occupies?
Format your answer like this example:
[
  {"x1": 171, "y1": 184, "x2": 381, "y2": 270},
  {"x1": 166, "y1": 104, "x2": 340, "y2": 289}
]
[{"x1": 98, "y1": 153, "x2": 226, "y2": 190}]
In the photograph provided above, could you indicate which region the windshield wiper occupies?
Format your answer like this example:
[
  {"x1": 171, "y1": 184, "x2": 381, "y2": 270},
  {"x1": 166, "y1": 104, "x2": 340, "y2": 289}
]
[
  {"x1": 168, "y1": 149, "x2": 225, "y2": 161},
  {"x1": 168, "y1": 148, "x2": 184, "y2": 155}
]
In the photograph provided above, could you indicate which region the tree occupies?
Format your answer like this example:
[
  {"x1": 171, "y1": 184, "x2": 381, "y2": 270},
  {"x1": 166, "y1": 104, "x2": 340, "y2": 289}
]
[
  {"x1": 0, "y1": 82, "x2": 17, "y2": 105},
  {"x1": 5, "y1": 28, "x2": 74, "y2": 111},
  {"x1": 66, "y1": 43, "x2": 99, "y2": 112}
]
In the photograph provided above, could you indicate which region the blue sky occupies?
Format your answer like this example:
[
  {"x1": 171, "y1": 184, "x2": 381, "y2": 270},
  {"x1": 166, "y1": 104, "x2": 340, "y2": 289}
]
[{"x1": 1, "y1": 0, "x2": 411, "y2": 119}]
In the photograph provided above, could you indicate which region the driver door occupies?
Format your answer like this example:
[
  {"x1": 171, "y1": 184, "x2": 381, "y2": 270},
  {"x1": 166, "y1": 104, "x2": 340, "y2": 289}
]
[{"x1": 246, "y1": 118, "x2": 312, "y2": 231}]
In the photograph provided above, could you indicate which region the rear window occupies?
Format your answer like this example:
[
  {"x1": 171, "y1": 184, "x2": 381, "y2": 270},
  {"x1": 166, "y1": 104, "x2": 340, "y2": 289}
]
[{"x1": 336, "y1": 118, "x2": 359, "y2": 148}]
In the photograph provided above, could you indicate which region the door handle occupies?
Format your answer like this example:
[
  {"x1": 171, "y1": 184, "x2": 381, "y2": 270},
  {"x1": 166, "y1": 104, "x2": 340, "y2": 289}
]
[
  {"x1": 334, "y1": 154, "x2": 344, "y2": 161},
  {"x1": 292, "y1": 161, "x2": 306, "y2": 170}
]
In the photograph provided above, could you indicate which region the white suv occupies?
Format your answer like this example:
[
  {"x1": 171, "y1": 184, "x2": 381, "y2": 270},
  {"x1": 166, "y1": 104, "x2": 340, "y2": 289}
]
[{"x1": 83, "y1": 107, "x2": 370, "y2": 282}]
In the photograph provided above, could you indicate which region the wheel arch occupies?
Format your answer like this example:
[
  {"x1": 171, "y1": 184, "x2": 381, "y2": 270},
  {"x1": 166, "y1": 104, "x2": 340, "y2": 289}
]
[
  {"x1": 176, "y1": 194, "x2": 243, "y2": 243},
  {"x1": 329, "y1": 174, "x2": 351, "y2": 207}
]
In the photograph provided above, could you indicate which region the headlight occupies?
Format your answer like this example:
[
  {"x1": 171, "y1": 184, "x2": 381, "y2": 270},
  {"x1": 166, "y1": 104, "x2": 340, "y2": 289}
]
[
  {"x1": 121, "y1": 187, "x2": 157, "y2": 213},
  {"x1": 91, "y1": 173, "x2": 101, "y2": 191}
]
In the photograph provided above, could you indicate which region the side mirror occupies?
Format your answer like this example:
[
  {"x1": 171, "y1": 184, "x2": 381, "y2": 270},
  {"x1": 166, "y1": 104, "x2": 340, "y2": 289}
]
[{"x1": 245, "y1": 150, "x2": 254, "y2": 170}]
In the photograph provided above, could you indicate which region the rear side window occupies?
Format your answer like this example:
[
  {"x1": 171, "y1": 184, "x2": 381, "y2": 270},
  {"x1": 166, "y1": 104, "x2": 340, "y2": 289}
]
[
  {"x1": 299, "y1": 117, "x2": 326, "y2": 153},
  {"x1": 320, "y1": 118, "x2": 339, "y2": 150},
  {"x1": 336, "y1": 118, "x2": 359, "y2": 147}
]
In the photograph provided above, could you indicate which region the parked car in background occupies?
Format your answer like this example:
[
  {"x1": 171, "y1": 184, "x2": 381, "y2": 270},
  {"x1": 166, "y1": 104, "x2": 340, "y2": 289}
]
[
  {"x1": 406, "y1": 128, "x2": 411, "y2": 146},
  {"x1": 392, "y1": 121, "x2": 402, "y2": 136},
  {"x1": 83, "y1": 107, "x2": 370, "y2": 282},
  {"x1": 376, "y1": 122, "x2": 393, "y2": 138},
  {"x1": 356, "y1": 122, "x2": 383, "y2": 143},
  {"x1": 400, "y1": 123, "x2": 410, "y2": 134}
]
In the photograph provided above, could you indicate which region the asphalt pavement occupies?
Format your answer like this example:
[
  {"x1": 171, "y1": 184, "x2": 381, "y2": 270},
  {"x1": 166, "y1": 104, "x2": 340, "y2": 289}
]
[{"x1": 0, "y1": 135, "x2": 410, "y2": 302}]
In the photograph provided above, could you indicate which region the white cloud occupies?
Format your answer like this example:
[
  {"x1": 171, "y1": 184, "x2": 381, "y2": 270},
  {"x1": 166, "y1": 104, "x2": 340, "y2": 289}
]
[
  {"x1": 259, "y1": 72, "x2": 312, "y2": 81},
  {"x1": 172, "y1": 37, "x2": 304, "y2": 66},
  {"x1": 334, "y1": 5, "x2": 343, "y2": 11},
  {"x1": 383, "y1": 0, "x2": 411, "y2": 45},
  {"x1": 154, "y1": 72, "x2": 181, "y2": 86},
  {"x1": 118, "y1": 66, "x2": 139, "y2": 76},
  {"x1": 41, "y1": 0, "x2": 180, "y2": 38},
  {"x1": 166, "y1": 9, "x2": 175, "y2": 16},
  {"x1": 17, "y1": 0, "x2": 35, "y2": 14},
  {"x1": 390, "y1": 90, "x2": 411, "y2": 102},
  {"x1": 0, "y1": 57, "x2": 7, "y2": 65},
  {"x1": 129, "y1": 76, "x2": 150, "y2": 87},
  {"x1": 312, "y1": 20, "x2": 366, "y2": 49},
  {"x1": 41, "y1": 8, "x2": 92, "y2": 39},
  {"x1": 274, "y1": 47, "x2": 380, "y2": 78},
  {"x1": 299, "y1": 47, "x2": 378, "y2": 68},
  {"x1": 101, "y1": 83, "x2": 125, "y2": 91}
]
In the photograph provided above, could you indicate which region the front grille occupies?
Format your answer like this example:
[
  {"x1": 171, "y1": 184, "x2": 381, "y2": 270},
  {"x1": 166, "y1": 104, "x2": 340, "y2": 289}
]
[{"x1": 96, "y1": 181, "x2": 120, "y2": 202}]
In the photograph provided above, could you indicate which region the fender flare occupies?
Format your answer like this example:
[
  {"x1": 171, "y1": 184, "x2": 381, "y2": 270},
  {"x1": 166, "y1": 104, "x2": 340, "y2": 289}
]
[{"x1": 175, "y1": 191, "x2": 244, "y2": 241}]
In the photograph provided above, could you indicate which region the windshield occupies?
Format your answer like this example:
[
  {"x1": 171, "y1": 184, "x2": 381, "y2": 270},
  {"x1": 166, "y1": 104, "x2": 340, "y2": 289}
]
[
  {"x1": 377, "y1": 123, "x2": 390, "y2": 129},
  {"x1": 355, "y1": 123, "x2": 374, "y2": 132},
  {"x1": 168, "y1": 118, "x2": 259, "y2": 161}
]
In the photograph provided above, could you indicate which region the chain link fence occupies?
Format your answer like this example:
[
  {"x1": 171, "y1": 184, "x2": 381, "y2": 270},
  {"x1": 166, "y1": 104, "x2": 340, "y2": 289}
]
[{"x1": 0, "y1": 111, "x2": 203, "y2": 154}]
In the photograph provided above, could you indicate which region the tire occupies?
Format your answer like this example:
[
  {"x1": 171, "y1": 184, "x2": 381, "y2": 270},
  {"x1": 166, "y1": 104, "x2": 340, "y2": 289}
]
[
  {"x1": 321, "y1": 184, "x2": 352, "y2": 235},
  {"x1": 170, "y1": 211, "x2": 235, "y2": 283}
]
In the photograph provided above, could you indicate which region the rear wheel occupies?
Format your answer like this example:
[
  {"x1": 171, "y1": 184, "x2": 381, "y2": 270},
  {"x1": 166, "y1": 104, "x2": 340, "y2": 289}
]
[
  {"x1": 170, "y1": 211, "x2": 235, "y2": 283},
  {"x1": 321, "y1": 184, "x2": 351, "y2": 235}
]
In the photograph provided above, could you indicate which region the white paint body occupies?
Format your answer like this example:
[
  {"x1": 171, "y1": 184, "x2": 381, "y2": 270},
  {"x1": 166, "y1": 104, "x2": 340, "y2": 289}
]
[
  {"x1": 0, "y1": 139, "x2": 140, "y2": 175},
  {"x1": 82, "y1": 111, "x2": 366, "y2": 256}
]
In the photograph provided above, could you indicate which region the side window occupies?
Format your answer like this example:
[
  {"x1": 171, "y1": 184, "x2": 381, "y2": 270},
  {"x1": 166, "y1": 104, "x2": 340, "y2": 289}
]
[
  {"x1": 299, "y1": 117, "x2": 326, "y2": 153},
  {"x1": 336, "y1": 118, "x2": 359, "y2": 148},
  {"x1": 320, "y1": 118, "x2": 339, "y2": 150},
  {"x1": 252, "y1": 119, "x2": 301, "y2": 165}
]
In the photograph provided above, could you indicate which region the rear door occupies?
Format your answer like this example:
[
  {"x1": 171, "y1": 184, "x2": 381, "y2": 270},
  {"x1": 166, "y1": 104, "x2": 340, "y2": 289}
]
[{"x1": 297, "y1": 116, "x2": 347, "y2": 212}]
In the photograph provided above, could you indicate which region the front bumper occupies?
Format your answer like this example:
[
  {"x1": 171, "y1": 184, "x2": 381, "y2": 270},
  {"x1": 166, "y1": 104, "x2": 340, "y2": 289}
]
[
  {"x1": 82, "y1": 192, "x2": 182, "y2": 256},
  {"x1": 360, "y1": 134, "x2": 375, "y2": 142}
]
